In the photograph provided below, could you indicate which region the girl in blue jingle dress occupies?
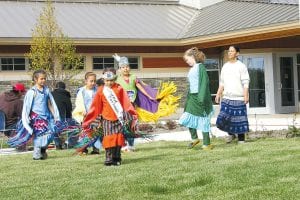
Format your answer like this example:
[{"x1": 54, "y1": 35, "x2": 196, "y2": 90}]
[{"x1": 8, "y1": 69, "x2": 63, "y2": 160}]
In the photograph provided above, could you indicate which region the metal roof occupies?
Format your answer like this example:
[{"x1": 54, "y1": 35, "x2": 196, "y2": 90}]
[
  {"x1": 181, "y1": 0, "x2": 299, "y2": 39},
  {"x1": 228, "y1": 0, "x2": 299, "y2": 5},
  {"x1": 0, "y1": 0, "x2": 180, "y2": 3},
  {"x1": 0, "y1": 1, "x2": 196, "y2": 39},
  {"x1": 0, "y1": 0, "x2": 298, "y2": 41}
]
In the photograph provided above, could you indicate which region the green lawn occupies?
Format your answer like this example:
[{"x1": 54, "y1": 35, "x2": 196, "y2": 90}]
[{"x1": 0, "y1": 138, "x2": 299, "y2": 200}]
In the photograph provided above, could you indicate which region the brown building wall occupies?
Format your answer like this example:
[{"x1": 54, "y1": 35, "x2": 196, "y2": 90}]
[{"x1": 143, "y1": 57, "x2": 187, "y2": 68}]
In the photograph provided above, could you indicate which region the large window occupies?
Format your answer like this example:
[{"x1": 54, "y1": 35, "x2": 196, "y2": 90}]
[
  {"x1": 93, "y1": 56, "x2": 139, "y2": 70},
  {"x1": 205, "y1": 58, "x2": 219, "y2": 104},
  {"x1": 247, "y1": 57, "x2": 266, "y2": 107},
  {"x1": 0, "y1": 57, "x2": 26, "y2": 71},
  {"x1": 239, "y1": 56, "x2": 266, "y2": 108}
]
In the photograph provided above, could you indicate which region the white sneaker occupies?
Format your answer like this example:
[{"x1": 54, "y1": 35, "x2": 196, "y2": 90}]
[
  {"x1": 121, "y1": 146, "x2": 129, "y2": 152},
  {"x1": 226, "y1": 135, "x2": 236, "y2": 143},
  {"x1": 238, "y1": 141, "x2": 245, "y2": 144},
  {"x1": 128, "y1": 146, "x2": 135, "y2": 152}
]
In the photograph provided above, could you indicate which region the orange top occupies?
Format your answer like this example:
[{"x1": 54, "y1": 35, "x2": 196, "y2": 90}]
[{"x1": 83, "y1": 83, "x2": 137, "y2": 129}]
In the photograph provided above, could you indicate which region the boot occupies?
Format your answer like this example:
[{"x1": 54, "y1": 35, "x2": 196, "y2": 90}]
[
  {"x1": 104, "y1": 148, "x2": 113, "y2": 166},
  {"x1": 41, "y1": 147, "x2": 48, "y2": 160},
  {"x1": 112, "y1": 146, "x2": 122, "y2": 166}
]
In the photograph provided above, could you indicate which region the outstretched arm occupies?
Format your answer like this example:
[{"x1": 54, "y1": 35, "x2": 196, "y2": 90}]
[
  {"x1": 136, "y1": 82, "x2": 155, "y2": 100},
  {"x1": 82, "y1": 89, "x2": 103, "y2": 130}
]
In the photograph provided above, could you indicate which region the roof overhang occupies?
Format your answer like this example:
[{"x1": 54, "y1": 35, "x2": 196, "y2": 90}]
[
  {"x1": 0, "y1": 22, "x2": 299, "y2": 47},
  {"x1": 181, "y1": 21, "x2": 300, "y2": 48}
]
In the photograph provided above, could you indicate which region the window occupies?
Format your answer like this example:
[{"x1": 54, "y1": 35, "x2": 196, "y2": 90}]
[
  {"x1": 93, "y1": 57, "x2": 114, "y2": 70},
  {"x1": 127, "y1": 57, "x2": 139, "y2": 69},
  {"x1": 93, "y1": 56, "x2": 139, "y2": 70},
  {"x1": 205, "y1": 58, "x2": 219, "y2": 104},
  {"x1": 239, "y1": 56, "x2": 266, "y2": 108},
  {"x1": 0, "y1": 57, "x2": 26, "y2": 71},
  {"x1": 247, "y1": 57, "x2": 266, "y2": 107}
]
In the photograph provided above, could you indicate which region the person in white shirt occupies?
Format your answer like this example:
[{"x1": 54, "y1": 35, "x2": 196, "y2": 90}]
[{"x1": 215, "y1": 46, "x2": 250, "y2": 144}]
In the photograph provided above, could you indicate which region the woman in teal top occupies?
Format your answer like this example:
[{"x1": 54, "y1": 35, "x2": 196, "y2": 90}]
[{"x1": 179, "y1": 47, "x2": 214, "y2": 150}]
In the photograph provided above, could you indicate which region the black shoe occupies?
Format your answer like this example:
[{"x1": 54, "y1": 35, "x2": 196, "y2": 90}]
[
  {"x1": 56, "y1": 145, "x2": 63, "y2": 150},
  {"x1": 41, "y1": 152, "x2": 48, "y2": 160},
  {"x1": 104, "y1": 161, "x2": 113, "y2": 166},
  {"x1": 112, "y1": 161, "x2": 121, "y2": 166},
  {"x1": 82, "y1": 149, "x2": 88, "y2": 154},
  {"x1": 91, "y1": 150, "x2": 100, "y2": 155}
]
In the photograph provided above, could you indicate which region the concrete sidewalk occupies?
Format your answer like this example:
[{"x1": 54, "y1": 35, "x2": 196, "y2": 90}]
[
  {"x1": 0, "y1": 148, "x2": 32, "y2": 156},
  {"x1": 2, "y1": 110, "x2": 298, "y2": 155},
  {"x1": 137, "y1": 108, "x2": 300, "y2": 143},
  {"x1": 161, "y1": 108, "x2": 300, "y2": 131}
]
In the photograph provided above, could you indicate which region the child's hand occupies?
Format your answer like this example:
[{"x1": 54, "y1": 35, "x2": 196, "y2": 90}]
[
  {"x1": 131, "y1": 119, "x2": 138, "y2": 132},
  {"x1": 112, "y1": 53, "x2": 121, "y2": 62}
]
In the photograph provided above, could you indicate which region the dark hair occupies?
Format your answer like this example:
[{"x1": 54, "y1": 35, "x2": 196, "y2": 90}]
[
  {"x1": 96, "y1": 78, "x2": 104, "y2": 86},
  {"x1": 103, "y1": 67, "x2": 116, "y2": 75},
  {"x1": 229, "y1": 45, "x2": 240, "y2": 53},
  {"x1": 184, "y1": 47, "x2": 206, "y2": 63},
  {"x1": 55, "y1": 81, "x2": 66, "y2": 89},
  {"x1": 84, "y1": 71, "x2": 96, "y2": 80},
  {"x1": 32, "y1": 69, "x2": 47, "y2": 82}
]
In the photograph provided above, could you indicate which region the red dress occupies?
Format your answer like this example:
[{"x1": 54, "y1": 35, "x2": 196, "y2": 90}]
[{"x1": 83, "y1": 83, "x2": 137, "y2": 149}]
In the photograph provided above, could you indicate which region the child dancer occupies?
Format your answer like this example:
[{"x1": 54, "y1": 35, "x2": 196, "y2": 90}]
[
  {"x1": 113, "y1": 54, "x2": 180, "y2": 152},
  {"x1": 179, "y1": 47, "x2": 214, "y2": 150},
  {"x1": 82, "y1": 68, "x2": 137, "y2": 166},
  {"x1": 114, "y1": 55, "x2": 152, "y2": 152},
  {"x1": 72, "y1": 72, "x2": 100, "y2": 154},
  {"x1": 72, "y1": 72, "x2": 97, "y2": 124},
  {"x1": 8, "y1": 69, "x2": 63, "y2": 160}
]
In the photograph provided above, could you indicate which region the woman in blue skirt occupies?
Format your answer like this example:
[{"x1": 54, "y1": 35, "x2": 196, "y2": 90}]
[{"x1": 215, "y1": 46, "x2": 250, "y2": 144}]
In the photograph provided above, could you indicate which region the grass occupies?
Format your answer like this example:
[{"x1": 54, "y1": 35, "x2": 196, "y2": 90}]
[{"x1": 0, "y1": 138, "x2": 300, "y2": 200}]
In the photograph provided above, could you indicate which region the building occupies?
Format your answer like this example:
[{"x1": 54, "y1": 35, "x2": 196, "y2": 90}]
[{"x1": 0, "y1": 0, "x2": 299, "y2": 114}]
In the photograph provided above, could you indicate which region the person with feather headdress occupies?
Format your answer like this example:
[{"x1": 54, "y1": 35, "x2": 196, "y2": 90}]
[
  {"x1": 80, "y1": 68, "x2": 137, "y2": 166},
  {"x1": 113, "y1": 54, "x2": 180, "y2": 152}
]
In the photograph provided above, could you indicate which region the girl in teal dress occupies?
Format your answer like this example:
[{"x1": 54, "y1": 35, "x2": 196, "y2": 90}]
[{"x1": 179, "y1": 47, "x2": 214, "y2": 150}]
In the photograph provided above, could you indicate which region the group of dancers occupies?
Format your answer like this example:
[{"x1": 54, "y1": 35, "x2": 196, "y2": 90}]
[{"x1": 7, "y1": 45, "x2": 250, "y2": 166}]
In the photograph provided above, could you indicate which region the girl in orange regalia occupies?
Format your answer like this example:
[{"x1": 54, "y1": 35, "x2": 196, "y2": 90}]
[{"x1": 82, "y1": 68, "x2": 137, "y2": 166}]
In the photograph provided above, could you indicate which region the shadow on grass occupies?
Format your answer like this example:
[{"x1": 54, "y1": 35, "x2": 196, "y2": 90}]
[
  {"x1": 137, "y1": 142, "x2": 187, "y2": 151},
  {"x1": 143, "y1": 176, "x2": 214, "y2": 195},
  {"x1": 123, "y1": 153, "x2": 167, "y2": 164}
]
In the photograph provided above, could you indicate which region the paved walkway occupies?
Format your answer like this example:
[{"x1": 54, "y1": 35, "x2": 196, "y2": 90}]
[
  {"x1": 0, "y1": 148, "x2": 32, "y2": 156},
  {"x1": 2, "y1": 111, "x2": 299, "y2": 155}
]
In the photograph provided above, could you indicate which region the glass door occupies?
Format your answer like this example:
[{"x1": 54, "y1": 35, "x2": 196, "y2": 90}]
[
  {"x1": 276, "y1": 54, "x2": 297, "y2": 113},
  {"x1": 239, "y1": 54, "x2": 270, "y2": 114}
]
